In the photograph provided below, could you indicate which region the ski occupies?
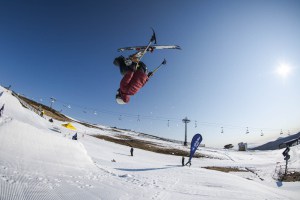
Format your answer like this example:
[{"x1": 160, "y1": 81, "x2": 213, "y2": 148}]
[
  {"x1": 118, "y1": 45, "x2": 181, "y2": 52},
  {"x1": 136, "y1": 28, "x2": 157, "y2": 60},
  {"x1": 133, "y1": 28, "x2": 157, "y2": 70}
]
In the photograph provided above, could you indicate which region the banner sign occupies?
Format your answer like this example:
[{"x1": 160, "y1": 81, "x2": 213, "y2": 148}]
[{"x1": 189, "y1": 133, "x2": 203, "y2": 162}]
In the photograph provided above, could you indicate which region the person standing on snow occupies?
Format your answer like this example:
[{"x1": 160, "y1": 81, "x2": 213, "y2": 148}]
[
  {"x1": 113, "y1": 52, "x2": 152, "y2": 105},
  {"x1": 0, "y1": 104, "x2": 5, "y2": 117},
  {"x1": 40, "y1": 110, "x2": 45, "y2": 117},
  {"x1": 130, "y1": 147, "x2": 134, "y2": 156},
  {"x1": 72, "y1": 133, "x2": 78, "y2": 140}
]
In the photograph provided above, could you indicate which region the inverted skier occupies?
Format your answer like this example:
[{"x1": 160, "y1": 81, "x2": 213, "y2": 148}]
[{"x1": 113, "y1": 52, "x2": 153, "y2": 105}]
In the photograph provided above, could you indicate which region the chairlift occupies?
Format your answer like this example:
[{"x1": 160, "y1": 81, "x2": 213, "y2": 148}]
[
  {"x1": 167, "y1": 120, "x2": 170, "y2": 127},
  {"x1": 119, "y1": 115, "x2": 122, "y2": 120},
  {"x1": 280, "y1": 129, "x2": 283, "y2": 135},
  {"x1": 63, "y1": 105, "x2": 71, "y2": 109},
  {"x1": 195, "y1": 120, "x2": 197, "y2": 128},
  {"x1": 221, "y1": 127, "x2": 224, "y2": 134},
  {"x1": 50, "y1": 97, "x2": 56, "y2": 103},
  {"x1": 246, "y1": 127, "x2": 249, "y2": 134},
  {"x1": 261, "y1": 130, "x2": 264, "y2": 136},
  {"x1": 137, "y1": 115, "x2": 140, "y2": 122}
]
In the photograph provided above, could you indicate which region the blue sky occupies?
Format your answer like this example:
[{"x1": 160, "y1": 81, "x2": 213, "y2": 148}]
[{"x1": 1, "y1": 0, "x2": 299, "y2": 147}]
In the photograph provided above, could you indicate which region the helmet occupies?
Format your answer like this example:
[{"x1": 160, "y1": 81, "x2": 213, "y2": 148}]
[
  {"x1": 116, "y1": 96, "x2": 127, "y2": 105},
  {"x1": 116, "y1": 89, "x2": 129, "y2": 104},
  {"x1": 113, "y1": 56, "x2": 124, "y2": 67}
]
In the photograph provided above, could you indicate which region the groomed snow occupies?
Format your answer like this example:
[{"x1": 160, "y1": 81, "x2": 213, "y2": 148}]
[{"x1": 0, "y1": 86, "x2": 299, "y2": 200}]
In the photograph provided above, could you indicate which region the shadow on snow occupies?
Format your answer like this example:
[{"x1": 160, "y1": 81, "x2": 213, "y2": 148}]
[{"x1": 115, "y1": 165, "x2": 181, "y2": 172}]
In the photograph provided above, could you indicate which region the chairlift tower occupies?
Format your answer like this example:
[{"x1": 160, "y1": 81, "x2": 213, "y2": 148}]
[{"x1": 182, "y1": 117, "x2": 191, "y2": 146}]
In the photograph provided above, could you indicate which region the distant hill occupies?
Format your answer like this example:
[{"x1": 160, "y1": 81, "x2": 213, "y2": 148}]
[
  {"x1": 6, "y1": 87, "x2": 298, "y2": 151},
  {"x1": 251, "y1": 132, "x2": 300, "y2": 150},
  {"x1": 10, "y1": 89, "x2": 191, "y2": 151}
]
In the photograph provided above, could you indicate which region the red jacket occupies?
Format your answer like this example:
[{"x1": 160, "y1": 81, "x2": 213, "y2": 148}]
[{"x1": 119, "y1": 70, "x2": 149, "y2": 103}]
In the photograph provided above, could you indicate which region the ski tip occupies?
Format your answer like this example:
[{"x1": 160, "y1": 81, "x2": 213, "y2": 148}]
[
  {"x1": 150, "y1": 27, "x2": 157, "y2": 44},
  {"x1": 162, "y1": 59, "x2": 167, "y2": 65},
  {"x1": 176, "y1": 45, "x2": 182, "y2": 50}
]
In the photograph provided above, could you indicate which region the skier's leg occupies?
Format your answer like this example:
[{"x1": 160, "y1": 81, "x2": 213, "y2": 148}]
[{"x1": 138, "y1": 62, "x2": 148, "y2": 73}]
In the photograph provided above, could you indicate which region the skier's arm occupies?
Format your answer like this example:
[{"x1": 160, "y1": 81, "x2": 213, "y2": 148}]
[{"x1": 119, "y1": 65, "x2": 132, "y2": 75}]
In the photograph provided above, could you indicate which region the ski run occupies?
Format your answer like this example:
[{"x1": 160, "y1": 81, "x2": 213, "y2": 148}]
[{"x1": 0, "y1": 85, "x2": 299, "y2": 200}]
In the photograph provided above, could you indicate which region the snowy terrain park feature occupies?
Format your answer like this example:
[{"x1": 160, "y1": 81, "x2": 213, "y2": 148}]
[{"x1": 0, "y1": 85, "x2": 299, "y2": 200}]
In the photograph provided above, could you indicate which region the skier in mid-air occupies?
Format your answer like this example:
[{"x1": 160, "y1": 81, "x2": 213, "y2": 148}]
[
  {"x1": 113, "y1": 29, "x2": 178, "y2": 104},
  {"x1": 113, "y1": 52, "x2": 152, "y2": 104}
]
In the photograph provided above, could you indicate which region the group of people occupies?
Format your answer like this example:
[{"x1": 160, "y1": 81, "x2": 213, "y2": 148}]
[
  {"x1": 114, "y1": 54, "x2": 194, "y2": 166},
  {"x1": 113, "y1": 48, "x2": 195, "y2": 166},
  {"x1": 125, "y1": 148, "x2": 192, "y2": 166}
]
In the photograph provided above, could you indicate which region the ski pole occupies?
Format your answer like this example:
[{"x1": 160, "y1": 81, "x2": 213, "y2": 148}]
[
  {"x1": 135, "y1": 28, "x2": 157, "y2": 69},
  {"x1": 148, "y1": 59, "x2": 167, "y2": 78}
]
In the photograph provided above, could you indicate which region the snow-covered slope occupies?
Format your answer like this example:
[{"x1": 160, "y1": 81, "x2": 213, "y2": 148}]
[
  {"x1": 251, "y1": 133, "x2": 300, "y2": 150},
  {"x1": 0, "y1": 86, "x2": 299, "y2": 200}
]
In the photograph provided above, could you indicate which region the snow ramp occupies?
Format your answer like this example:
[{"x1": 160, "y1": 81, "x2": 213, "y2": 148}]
[{"x1": 0, "y1": 86, "x2": 99, "y2": 199}]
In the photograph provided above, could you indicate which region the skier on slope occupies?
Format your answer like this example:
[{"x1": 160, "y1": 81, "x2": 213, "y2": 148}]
[
  {"x1": 113, "y1": 52, "x2": 153, "y2": 104},
  {"x1": 72, "y1": 133, "x2": 78, "y2": 140},
  {"x1": 0, "y1": 104, "x2": 5, "y2": 117},
  {"x1": 130, "y1": 147, "x2": 134, "y2": 156}
]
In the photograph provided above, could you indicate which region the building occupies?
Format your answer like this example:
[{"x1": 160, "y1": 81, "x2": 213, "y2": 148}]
[
  {"x1": 279, "y1": 137, "x2": 300, "y2": 149},
  {"x1": 238, "y1": 142, "x2": 248, "y2": 151}
]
